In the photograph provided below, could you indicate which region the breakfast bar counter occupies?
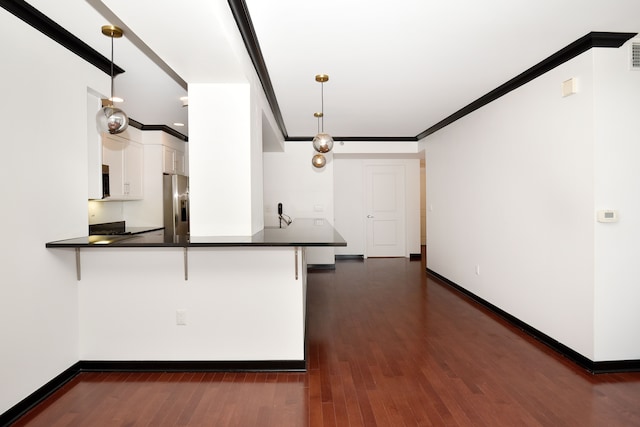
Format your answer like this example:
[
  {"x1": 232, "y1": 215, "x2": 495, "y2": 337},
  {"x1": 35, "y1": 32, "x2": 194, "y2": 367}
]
[
  {"x1": 45, "y1": 219, "x2": 345, "y2": 369},
  {"x1": 46, "y1": 218, "x2": 346, "y2": 248}
]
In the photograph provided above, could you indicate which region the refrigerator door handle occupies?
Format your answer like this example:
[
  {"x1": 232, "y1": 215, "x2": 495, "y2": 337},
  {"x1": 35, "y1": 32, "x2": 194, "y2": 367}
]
[{"x1": 181, "y1": 199, "x2": 188, "y2": 222}]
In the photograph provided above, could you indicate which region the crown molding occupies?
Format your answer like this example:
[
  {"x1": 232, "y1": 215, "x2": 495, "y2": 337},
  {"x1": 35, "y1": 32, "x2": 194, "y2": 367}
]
[
  {"x1": 128, "y1": 119, "x2": 188, "y2": 141},
  {"x1": 224, "y1": 2, "x2": 637, "y2": 143},
  {"x1": 286, "y1": 136, "x2": 418, "y2": 142},
  {"x1": 228, "y1": 0, "x2": 288, "y2": 139},
  {"x1": 7, "y1": 0, "x2": 634, "y2": 143},
  {"x1": 416, "y1": 31, "x2": 637, "y2": 140},
  {"x1": 0, "y1": 0, "x2": 125, "y2": 76}
]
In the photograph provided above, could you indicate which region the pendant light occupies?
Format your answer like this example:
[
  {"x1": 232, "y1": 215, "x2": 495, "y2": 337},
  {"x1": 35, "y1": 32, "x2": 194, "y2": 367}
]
[
  {"x1": 96, "y1": 25, "x2": 128, "y2": 135},
  {"x1": 311, "y1": 111, "x2": 326, "y2": 167},
  {"x1": 311, "y1": 74, "x2": 334, "y2": 155},
  {"x1": 311, "y1": 153, "x2": 327, "y2": 168}
]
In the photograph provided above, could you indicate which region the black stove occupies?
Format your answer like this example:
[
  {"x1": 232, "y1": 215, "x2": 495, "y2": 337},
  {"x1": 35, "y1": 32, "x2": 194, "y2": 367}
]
[{"x1": 89, "y1": 221, "x2": 129, "y2": 235}]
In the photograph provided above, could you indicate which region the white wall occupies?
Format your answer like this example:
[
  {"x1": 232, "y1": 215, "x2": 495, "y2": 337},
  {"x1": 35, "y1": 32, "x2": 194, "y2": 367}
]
[
  {"x1": 425, "y1": 42, "x2": 640, "y2": 361},
  {"x1": 592, "y1": 40, "x2": 640, "y2": 361},
  {"x1": 0, "y1": 12, "x2": 109, "y2": 414},
  {"x1": 263, "y1": 143, "x2": 335, "y2": 264},
  {"x1": 334, "y1": 158, "x2": 365, "y2": 255},
  {"x1": 189, "y1": 83, "x2": 256, "y2": 236},
  {"x1": 264, "y1": 148, "x2": 421, "y2": 262},
  {"x1": 334, "y1": 157, "x2": 421, "y2": 257},
  {"x1": 250, "y1": 86, "x2": 266, "y2": 234}
]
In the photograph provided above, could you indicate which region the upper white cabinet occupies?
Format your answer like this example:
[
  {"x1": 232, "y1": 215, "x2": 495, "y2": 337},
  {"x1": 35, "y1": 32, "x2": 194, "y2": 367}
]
[
  {"x1": 163, "y1": 145, "x2": 186, "y2": 175},
  {"x1": 143, "y1": 130, "x2": 187, "y2": 176},
  {"x1": 102, "y1": 135, "x2": 144, "y2": 200}
]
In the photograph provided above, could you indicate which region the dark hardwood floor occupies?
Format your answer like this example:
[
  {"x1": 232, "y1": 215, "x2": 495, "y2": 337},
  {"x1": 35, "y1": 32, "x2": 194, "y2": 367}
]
[{"x1": 11, "y1": 255, "x2": 640, "y2": 426}]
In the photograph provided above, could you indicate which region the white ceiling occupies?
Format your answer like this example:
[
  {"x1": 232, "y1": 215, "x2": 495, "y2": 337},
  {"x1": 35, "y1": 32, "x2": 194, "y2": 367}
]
[{"x1": 20, "y1": 0, "x2": 640, "y2": 141}]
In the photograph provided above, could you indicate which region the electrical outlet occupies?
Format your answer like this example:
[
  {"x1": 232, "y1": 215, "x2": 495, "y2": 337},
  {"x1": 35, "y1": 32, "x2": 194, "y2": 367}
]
[{"x1": 176, "y1": 309, "x2": 187, "y2": 326}]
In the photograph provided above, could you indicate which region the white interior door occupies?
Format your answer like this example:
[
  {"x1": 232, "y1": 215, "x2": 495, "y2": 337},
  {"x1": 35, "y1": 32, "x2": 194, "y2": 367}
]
[{"x1": 365, "y1": 164, "x2": 406, "y2": 257}]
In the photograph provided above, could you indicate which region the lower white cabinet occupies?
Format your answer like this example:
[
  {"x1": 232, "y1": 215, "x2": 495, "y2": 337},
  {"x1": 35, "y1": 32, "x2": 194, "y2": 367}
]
[{"x1": 102, "y1": 135, "x2": 144, "y2": 200}]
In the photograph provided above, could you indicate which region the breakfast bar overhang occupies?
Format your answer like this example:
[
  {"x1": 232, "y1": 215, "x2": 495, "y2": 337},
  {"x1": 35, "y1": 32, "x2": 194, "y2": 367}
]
[{"x1": 46, "y1": 219, "x2": 346, "y2": 370}]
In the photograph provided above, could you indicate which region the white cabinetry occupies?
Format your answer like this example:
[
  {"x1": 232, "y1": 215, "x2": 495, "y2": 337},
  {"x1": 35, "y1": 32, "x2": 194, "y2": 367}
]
[
  {"x1": 163, "y1": 146, "x2": 186, "y2": 175},
  {"x1": 102, "y1": 135, "x2": 144, "y2": 200}
]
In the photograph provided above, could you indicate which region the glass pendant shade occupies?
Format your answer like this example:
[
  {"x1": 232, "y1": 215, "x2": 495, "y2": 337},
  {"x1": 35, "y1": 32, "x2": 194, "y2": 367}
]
[
  {"x1": 312, "y1": 153, "x2": 327, "y2": 168},
  {"x1": 312, "y1": 133, "x2": 334, "y2": 153},
  {"x1": 96, "y1": 24, "x2": 128, "y2": 135},
  {"x1": 97, "y1": 105, "x2": 128, "y2": 134}
]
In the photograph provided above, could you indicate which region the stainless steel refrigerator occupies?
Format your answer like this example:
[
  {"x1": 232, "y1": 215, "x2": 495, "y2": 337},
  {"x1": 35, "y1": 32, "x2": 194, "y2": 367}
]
[{"x1": 163, "y1": 174, "x2": 189, "y2": 236}]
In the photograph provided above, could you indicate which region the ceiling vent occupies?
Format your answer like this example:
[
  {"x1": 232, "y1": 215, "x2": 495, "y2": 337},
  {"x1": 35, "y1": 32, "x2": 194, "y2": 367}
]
[{"x1": 632, "y1": 41, "x2": 640, "y2": 70}]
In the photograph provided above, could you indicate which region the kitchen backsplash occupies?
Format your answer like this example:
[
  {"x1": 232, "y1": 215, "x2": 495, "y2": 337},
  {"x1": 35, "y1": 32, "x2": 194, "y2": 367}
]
[{"x1": 88, "y1": 200, "x2": 125, "y2": 225}]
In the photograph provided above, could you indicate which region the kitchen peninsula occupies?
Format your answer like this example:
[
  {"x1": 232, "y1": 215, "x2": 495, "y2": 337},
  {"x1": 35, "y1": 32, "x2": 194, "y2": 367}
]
[
  {"x1": 46, "y1": 219, "x2": 345, "y2": 370},
  {"x1": 48, "y1": 218, "x2": 345, "y2": 248}
]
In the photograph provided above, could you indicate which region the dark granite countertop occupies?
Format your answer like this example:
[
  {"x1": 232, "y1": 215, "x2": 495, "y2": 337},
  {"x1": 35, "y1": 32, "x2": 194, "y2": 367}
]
[{"x1": 46, "y1": 218, "x2": 346, "y2": 248}]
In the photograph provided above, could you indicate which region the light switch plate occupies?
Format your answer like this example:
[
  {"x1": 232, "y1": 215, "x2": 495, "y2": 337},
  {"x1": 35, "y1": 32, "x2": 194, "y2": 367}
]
[{"x1": 562, "y1": 78, "x2": 577, "y2": 97}]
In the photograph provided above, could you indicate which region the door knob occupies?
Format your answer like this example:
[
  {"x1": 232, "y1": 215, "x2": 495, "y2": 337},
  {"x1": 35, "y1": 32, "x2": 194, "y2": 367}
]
[{"x1": 367, "y1": 215, "x2": 374, "y2": 218}]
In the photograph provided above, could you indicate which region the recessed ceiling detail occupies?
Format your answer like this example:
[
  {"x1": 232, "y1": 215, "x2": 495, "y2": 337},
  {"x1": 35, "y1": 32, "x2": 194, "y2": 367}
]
[
  {"x1": 4, "y1": 0, "x2": 638, "y2": 144},
  {"x1": 234, "y1": 0, "x2": 637, "y2": 142}
]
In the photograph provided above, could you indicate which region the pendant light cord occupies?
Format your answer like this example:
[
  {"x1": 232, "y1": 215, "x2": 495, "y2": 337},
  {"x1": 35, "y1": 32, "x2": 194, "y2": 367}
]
[
  {"x1": 320, "y1": 81, "x2": 324, "y2": 132},
  {"x1": 110, "y1": 35, "x2": 114, "y2": 102}
]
